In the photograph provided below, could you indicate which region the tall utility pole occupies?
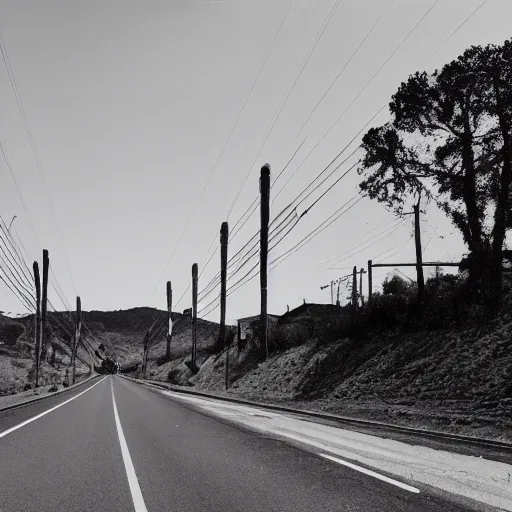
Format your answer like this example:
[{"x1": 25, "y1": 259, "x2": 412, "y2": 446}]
[
  {"x1": 142, "y1": 328, "x2": 151, "y2": 379},
  {"x1": 33, "y1": 262, "x2": 41, "y2": 388},
  {"x1": 40, "y1": 249, "x2": 49, "y2": 362},
  {"x1": 191, "y1": 262, "x2": 198, "y2": 369},
  {"x1": 330, "y1": 281, "x2": 334, "y2": 305},
  {"x1": 368, "y1": 260, "x2": 373, "y2": 302},
  {"x1": 413, "y1": 197, "x2": 425, "y2": 306},
  {"x1": 352, "y1": 266, "x2": 358, "y2": 311},
  {"x1": 260, "y1": 164, "x2": 271, "y2": 360},
  {"x1": 359, "y1": 268, "x2": 366, "y2": 306},
  {"x1": 165, "y1": 281, "x2": 173, "y2": 361},
  {"x1": 72, "y1": 296, "x2": 81, "y2": 384},
  {"x1": 219, "y1": 222, "x2": 229, "y2": 389}
]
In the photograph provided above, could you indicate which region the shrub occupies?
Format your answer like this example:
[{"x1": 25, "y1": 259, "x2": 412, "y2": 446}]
[
  {"x1": 167, "y1": 368, "x2": 181, "y2": 384},
  {"x1": 365, "y1": 292, "x2": 410, "y2": 329},
  {"x1": 0, "y1": 322, "x2": 25, "y2": 346}
]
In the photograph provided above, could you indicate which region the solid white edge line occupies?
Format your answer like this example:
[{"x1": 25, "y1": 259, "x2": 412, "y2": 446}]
[
  {"x1": 320, "y1": 453, "x2": 420, "y2": 493},
  {"x1": 111, "y1": 378, "x2": 148, "y2": 512},
  {"x1": 0, "y1": 376, "x2": 107, "y2": 439}
]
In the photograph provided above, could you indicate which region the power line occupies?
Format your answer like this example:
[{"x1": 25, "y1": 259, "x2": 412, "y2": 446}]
[
  {"x1": 1, "y1": 139, "x2": 74, "y2": 315},
  {"x1": 148, "y1": 0, "x2": 295, "y2": 305},
  {"x1": 276, "y1": 0, "x2": 441, "y2": 196},
  {"x1": 199, "y1": 150, "x2": 357, "y2": 303},
  {"x1": 271, "y1": 195, "x2": 363, "y2": 270},
  {"x1": 0, "y1": 273, "x2": 32, "y2": 312},
  {"x1": 198, "y1": 210, "x2": 299, "y2": 303},
  {"x1": 297, "y1": 0, "x2": 395, "y2": 136},
  {"x1": 224, "y1": 0, "x2": 346, "y2": 224},
  {"x1": 0, "y1": 28, "x2": 78, "y2": 296},
  {"x1": 197, "y1": 147, "x2": 360, "y2": 310},
  {"x1": 195, "y1": 136, "x2": 307, "y2": 293},
  {"x1": 200, "y1": 196, "x2": 359, "y2": 317},
  {"x1": 326, "y1": 220, "x2": 407, "y2": 269},
  {"x1": 274, "y1": 105, "x2": 386, "y2": 204}
]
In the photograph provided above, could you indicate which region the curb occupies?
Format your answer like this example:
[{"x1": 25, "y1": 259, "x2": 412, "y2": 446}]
[
  {"x1": 121, "y1": 375, "x2": 512, "y2": 453},
  {"x1": 0, "y1": 374, "x2": 100, "y2": 413}
]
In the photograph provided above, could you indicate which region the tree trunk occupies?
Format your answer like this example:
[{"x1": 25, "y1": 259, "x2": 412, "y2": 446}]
[
  {"x1": 460, "y1": 105, "x2": 489, "y2": 304},
  {"x1": 488, "y1": 78, "x2": 512, "y2": 310}
]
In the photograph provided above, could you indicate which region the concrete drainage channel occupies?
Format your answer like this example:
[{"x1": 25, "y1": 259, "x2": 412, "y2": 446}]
[
  {"x1": 120, "y1": 374, "x2": 512, "y2": 463},
  {"x1": 0, "y1": 374, "x2": 102, "y2": 413}
]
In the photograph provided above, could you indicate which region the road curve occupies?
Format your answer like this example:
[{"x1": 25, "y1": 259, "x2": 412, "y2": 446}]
[{"x1": 0, "y1": 376, "x2": 497, "y2": 511}]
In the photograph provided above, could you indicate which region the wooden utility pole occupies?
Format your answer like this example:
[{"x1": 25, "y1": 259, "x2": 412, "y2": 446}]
[
  {"x1": 191, "y1": 262, "x2": 198, "y2": 369},
  {"x1": 359, "y1": 268, "x2": 366, "y2": 306},
  {"x1": 220, "y1": 221, "x2": 229, "y2": 389},
  {"x1": 40, "y1": 249, "x2": 49, "y2": 362},
  {"x1": 142, "y1": 328, "x2": 150, "y2": 379},
  {"x1": 330, "y1": 281, "x2": 334, "y2": 305},
  {"x1": 352, "y1": 266, "x2": 358, "y2": 311},
  {"x1": 165, "y1": 281, "x2": 173, "y2": 361},
  {"x1": 368, "y1": 260, "x2": 373, "y2": 302},
  {"x1": 33, "y1": 262, "x2": 41, "y2": 388},
  {"x1": 260, "y1": 164, "x2": 271, "y2": 360},
  {"x1": 72, "y1": 296, "x2": 81, "y2": 384},
  {"x1": 413, "y1": 198, "x2": 425, "y2": 306}
]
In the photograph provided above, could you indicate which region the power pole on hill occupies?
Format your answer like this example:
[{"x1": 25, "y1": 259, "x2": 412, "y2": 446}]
[
  {"x1": 33, "y1": 262, "x2": 41, "y2": 388},
  {"x1": 260, "y1": 164, "x2": 270, "y2": 360},
  {"x1": 413, "y1": 198, "x2": 425, "y2": 306},
  {"x1": 191, "y1": 262, "x2": 198, "y2": 369},
  {"x1": 142, "y1": 328, "x2": 150, "y2": 379},
  {"x1": 404, "y1": 195, "x2": 425, "y2": 307},
  {"x1": 352, "y1": 266, "x2": 358, "y2": 311},
  {"x1": 220, "y1": 221, "x2": 229, "y2": 389},
  {"x1": 72, "y1": 296, "x2": 81, "y2": 384},
  {"x1": 368, "y1": 260, "x2": 373, "y2": 302},
  {"x1": 40, "y1": 250, "x2": 49, "y2": 362},
  {"x1": 359, "y1": 268, "x2": 366, "y2": 306},
  {"x1": 165, "y1": 281, "x2": 173, "y2": 361}
]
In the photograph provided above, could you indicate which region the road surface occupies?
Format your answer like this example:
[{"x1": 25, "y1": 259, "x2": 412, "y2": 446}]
[{"x1": 0, "y1": 376, "x2": 504, "y2": 512}]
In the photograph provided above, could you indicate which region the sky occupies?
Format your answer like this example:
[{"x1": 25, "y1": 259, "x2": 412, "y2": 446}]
[{"x1": 0, "y1": 0, "x2": 511, "y2": 324}]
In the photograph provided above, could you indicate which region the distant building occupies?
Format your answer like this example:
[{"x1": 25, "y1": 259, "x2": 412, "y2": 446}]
[
  {"x1": 279, "y1": 302, "x2": 341, "y2": 323},
  {"x1": 237, "y1": 313, "x2": 279, "y2": 344}
]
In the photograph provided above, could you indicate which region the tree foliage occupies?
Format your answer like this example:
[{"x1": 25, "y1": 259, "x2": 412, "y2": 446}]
[
  {"x1": 359, "y1": 40, "x2": 512, "y2": 307},
  {"x1": 382, "y1": 274, "x2": 414, "y2": 296}
]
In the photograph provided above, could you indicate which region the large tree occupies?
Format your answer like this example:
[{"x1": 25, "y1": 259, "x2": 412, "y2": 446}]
[{"x1": 358, "y1": 40, "x2": 512, "y2": 307}]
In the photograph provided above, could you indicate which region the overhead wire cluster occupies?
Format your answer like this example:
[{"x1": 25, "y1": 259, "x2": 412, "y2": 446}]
[
  {"x1": 195, "y1": 0, "x2": 489, "y2": 318},
  {"x1": 0, "y1": 0, "x2": 492, "y2": 329}
]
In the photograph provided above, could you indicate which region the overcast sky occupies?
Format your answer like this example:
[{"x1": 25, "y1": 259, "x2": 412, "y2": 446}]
[{"x1": 1, "y1": 0, "x2": 511, "y2": 324}]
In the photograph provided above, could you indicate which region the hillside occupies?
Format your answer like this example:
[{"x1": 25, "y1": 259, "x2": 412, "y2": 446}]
[
  {"x1": 78, "y1": 307, "x2": 226, "y2": 380},
  {"x1": 0, "y1": 312, "x2": 93, "y2": 396},
  {"x1": 130, "y1": 283, "x2": 512, "y2": 442}
]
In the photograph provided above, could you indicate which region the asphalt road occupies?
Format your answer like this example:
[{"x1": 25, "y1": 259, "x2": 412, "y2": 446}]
[{"x1": 0, "y1": 376, "x2": 499, "y2": 512}]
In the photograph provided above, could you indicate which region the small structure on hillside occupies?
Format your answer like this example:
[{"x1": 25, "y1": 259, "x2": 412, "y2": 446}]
[
  {"x1": 279, "y1": 302, "x2": 341, "y2": 323},
  {"x1": 237, "y1": 314, "x2": 280, "y2": 344}
]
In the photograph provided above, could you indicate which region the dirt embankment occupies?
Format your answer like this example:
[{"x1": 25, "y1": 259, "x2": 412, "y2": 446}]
[{"x1": 162, "y1": 315, "x2": 512, "y2": 442}]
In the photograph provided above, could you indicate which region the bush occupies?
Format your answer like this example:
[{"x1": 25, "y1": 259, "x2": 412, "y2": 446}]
[
  {"x1": 167, "y1": 368, "x2": 181, "y2": 384},
  {"x1": 365, "y1": 293, "x2": 411, "y2": 329},
  {"x1": 0, "y1": 322, "x2": 25, "y2": 346}
]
